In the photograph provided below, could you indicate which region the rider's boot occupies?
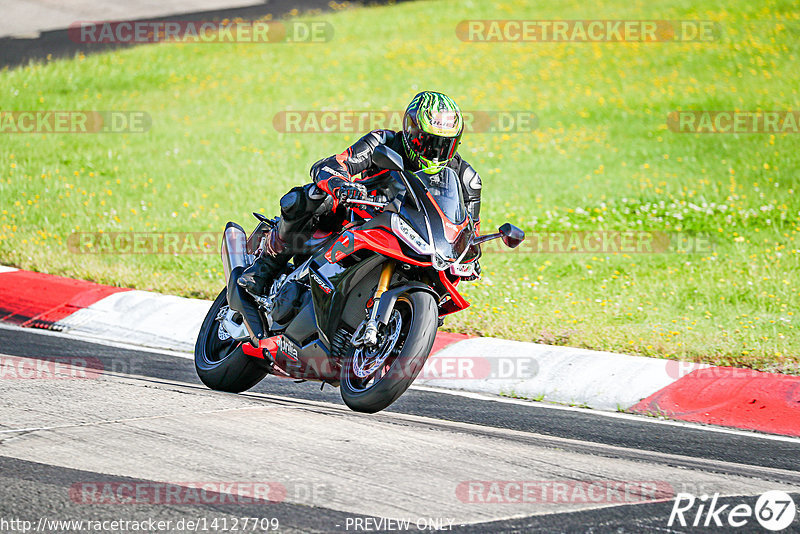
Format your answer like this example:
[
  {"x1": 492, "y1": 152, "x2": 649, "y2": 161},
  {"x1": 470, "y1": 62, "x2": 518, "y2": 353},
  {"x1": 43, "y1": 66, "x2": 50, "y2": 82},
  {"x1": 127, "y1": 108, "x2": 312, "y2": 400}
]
[
  {"x1": 238, "y1": 184, "x2": 327, "y2": 296},
  {"x1": 237, "y1": 228, "x2": 290, "y2": 296}
]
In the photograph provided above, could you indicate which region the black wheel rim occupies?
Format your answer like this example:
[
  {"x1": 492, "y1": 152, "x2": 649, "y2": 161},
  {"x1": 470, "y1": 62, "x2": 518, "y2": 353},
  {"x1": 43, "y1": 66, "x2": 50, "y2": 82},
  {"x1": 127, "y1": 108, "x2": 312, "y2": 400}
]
[{"x1": 344, "y1": 297, "x2": 414, "y2": 392}]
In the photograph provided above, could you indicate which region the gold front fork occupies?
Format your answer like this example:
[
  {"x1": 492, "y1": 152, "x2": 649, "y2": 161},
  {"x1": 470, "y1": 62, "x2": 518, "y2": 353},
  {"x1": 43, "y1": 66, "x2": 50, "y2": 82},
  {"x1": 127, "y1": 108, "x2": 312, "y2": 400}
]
[
  {"x1": 375, "y1": 261, "x2": 395, "y2": 299},
  {"x1": 356, "y1": 261, "x2": 395, "y2": 347}
]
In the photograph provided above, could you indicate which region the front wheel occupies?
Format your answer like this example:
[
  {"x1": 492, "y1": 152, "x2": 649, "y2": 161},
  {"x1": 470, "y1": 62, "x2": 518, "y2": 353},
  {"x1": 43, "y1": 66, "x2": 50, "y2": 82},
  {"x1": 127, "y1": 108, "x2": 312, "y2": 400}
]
[
  {"x1": 340, "y1": 291, "x2": 438, "y2": 413},
  {"x1": 195, "y1": 289, "x2": 270, "y2": 393}
]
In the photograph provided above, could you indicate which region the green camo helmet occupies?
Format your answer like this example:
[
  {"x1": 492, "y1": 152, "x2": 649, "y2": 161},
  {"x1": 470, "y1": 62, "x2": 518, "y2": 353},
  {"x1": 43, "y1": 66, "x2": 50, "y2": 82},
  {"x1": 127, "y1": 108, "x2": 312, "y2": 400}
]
[{"x1": 402, "y1": 91, "x2": 463, "y2": 174}]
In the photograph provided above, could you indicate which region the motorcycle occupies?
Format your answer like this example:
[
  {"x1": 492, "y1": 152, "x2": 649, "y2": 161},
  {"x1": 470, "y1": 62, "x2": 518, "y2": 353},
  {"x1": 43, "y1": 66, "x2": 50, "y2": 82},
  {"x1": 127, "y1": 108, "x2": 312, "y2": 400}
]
[{"x1": 194, "y1": 145, "x2": 525, "y2": 413}]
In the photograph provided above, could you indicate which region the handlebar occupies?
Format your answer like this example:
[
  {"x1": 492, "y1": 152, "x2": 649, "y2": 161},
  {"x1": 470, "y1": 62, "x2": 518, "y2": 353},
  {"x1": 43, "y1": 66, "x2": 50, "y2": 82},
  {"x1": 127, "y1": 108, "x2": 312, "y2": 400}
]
[{"x1": 342, "y1": 198, "x2": 388, "y2": 208}]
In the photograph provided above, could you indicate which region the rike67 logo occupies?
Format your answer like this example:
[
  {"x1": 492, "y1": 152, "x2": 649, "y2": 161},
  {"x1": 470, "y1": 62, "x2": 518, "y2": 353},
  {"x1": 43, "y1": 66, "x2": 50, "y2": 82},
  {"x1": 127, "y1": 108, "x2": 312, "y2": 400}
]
[{"x1": 668, "y1": 491, "x2": 796, "y2": 531}]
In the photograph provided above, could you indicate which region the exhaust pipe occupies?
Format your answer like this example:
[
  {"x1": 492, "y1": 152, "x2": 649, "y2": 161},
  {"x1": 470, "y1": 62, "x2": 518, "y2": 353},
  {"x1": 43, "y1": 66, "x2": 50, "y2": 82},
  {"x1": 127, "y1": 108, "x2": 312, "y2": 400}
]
[
  {"x1": 221, "y1": 222, "x2": 264, "y2": 346},
  {"x1": 222, "y1": 222, "x2": 249, "y2": 284}
]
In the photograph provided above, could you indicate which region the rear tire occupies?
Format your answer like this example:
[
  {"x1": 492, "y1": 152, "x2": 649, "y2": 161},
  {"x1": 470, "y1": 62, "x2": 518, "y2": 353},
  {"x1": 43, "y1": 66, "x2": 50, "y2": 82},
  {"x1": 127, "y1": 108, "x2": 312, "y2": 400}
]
[
  {"x1": 194, "y1": 289, "x2": 270, "y2": 393},
  {"x1": 340, "y1": 291, "x2": 437, "y2": 413}
]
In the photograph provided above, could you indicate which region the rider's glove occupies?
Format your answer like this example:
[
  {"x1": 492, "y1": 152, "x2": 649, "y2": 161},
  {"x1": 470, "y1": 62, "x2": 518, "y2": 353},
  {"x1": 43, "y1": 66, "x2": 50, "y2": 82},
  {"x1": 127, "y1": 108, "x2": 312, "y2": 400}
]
[
  {"x1": 339, "y1": 183, "x2": 368, "y2": 202},
  {"x1": 329, "y1": 177, "x2": 367, "y2": 206}
]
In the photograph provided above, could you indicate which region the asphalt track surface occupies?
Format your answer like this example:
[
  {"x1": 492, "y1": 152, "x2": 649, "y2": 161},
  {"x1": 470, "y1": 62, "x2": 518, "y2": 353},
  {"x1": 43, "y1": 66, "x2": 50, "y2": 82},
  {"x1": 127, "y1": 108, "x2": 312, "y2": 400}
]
[{"x1": 1, "y1": 324, "x2": 799, "y2": 533}]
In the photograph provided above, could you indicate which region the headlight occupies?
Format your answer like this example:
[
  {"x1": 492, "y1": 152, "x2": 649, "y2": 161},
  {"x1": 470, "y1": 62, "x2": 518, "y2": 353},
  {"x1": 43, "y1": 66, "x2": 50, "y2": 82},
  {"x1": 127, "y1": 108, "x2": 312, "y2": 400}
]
[{"x1": 391, "y1": 214, "x2": 433, "y2": 255}]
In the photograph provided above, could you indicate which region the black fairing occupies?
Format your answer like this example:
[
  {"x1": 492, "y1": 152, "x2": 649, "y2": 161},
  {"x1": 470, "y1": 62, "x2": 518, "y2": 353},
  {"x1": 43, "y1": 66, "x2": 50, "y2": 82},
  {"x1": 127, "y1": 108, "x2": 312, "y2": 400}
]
[
  {"x1": 309, "y1": 252, "x2": 385, "y2": 344},
  {"x1": 277, "y1": 294, "x2": 338, "y2": 381},
  {"x1": 270, "y1": 280, "x2": 303, "y2": 324},
  {"x1": 274, "y1": 252, "x2": 384, "y2": 381}
]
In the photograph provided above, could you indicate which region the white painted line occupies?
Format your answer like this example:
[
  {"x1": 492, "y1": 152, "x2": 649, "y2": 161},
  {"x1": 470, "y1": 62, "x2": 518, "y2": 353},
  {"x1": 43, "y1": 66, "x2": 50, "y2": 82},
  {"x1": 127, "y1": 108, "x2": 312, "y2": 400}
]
[{"x1": 0, "y1": 265, "x2": 18, "y2": 274}]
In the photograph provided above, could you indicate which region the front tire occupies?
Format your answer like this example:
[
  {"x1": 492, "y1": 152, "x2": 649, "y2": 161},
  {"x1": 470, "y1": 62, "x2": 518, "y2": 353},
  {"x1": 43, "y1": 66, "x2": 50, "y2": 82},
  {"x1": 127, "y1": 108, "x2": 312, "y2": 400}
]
[
  {"x1": 340, "y1": 291, "x2": 438, "y2": 413},
  {"x1": 194, "y1": 289, "x2": 270, "y2": 393}
]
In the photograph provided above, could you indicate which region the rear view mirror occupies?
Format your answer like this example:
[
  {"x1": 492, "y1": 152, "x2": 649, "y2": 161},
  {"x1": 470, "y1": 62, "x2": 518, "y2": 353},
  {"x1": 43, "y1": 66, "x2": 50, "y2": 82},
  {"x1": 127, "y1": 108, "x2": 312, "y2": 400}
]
[
  {"x1": 372, "y1": 145, "x2": 404, "y2": 172},
  {"x1": 499, "y1": 223, "x2": 525, "y2": 248}
]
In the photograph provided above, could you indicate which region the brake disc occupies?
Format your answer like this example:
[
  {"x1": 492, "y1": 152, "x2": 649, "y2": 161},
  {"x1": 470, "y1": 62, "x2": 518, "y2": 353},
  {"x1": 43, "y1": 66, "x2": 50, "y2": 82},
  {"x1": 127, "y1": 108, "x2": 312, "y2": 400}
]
[{"x1": 352, "y1": 310, "x2": 402, "y2": 378}]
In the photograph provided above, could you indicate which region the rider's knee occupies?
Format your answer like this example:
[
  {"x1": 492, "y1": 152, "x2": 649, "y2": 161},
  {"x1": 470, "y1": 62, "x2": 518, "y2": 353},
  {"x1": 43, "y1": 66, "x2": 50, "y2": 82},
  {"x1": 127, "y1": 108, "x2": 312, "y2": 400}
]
[{"x1": 279, "y1": 187, "x2": 307, "y2": 220}]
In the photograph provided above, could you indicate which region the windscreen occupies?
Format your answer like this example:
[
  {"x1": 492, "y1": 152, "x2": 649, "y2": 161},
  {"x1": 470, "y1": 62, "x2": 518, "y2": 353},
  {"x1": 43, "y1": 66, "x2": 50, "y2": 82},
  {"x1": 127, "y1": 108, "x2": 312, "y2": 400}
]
[{"x1": 415, "y1": 167, "x2": 467, "y2": 224}]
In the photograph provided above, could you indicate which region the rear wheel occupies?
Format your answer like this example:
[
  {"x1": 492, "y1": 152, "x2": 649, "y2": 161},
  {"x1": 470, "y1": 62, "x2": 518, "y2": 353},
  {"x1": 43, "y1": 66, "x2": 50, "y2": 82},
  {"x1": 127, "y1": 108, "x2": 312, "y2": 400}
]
[
  {"x1": 194, "y1": 289, "x2": 270, "y2": 393},
  {"x1": 340, "y1": 291, "x2": 437, "y2": 413}
]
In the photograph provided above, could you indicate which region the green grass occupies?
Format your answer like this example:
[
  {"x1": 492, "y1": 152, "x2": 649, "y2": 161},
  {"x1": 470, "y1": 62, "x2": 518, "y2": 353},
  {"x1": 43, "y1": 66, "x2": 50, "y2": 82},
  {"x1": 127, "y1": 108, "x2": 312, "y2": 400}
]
[{"x1": 1, "y1": 0, "x2": 799, "y2": 373}]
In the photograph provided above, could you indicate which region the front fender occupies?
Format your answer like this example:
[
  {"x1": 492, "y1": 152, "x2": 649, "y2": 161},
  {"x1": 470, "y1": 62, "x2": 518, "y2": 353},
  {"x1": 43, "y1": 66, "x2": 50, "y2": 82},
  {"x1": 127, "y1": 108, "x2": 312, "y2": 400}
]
[{"x1": 375, "y1": 282, "x2": 440, "y2": 325}]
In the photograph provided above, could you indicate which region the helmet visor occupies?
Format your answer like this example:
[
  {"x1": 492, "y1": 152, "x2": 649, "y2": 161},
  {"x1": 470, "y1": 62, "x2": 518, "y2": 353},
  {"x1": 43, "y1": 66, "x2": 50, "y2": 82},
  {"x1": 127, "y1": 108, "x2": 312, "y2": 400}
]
[{"x1": 407, "y1": 127, "x2": 459, "y2": 164}]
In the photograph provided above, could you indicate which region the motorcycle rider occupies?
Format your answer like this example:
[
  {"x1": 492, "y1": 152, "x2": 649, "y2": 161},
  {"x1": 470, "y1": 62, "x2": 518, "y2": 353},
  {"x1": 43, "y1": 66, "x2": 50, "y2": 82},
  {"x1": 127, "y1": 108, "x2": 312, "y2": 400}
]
[{"x1": 238, "y1": 91, "x2": 483, "y2": 295}]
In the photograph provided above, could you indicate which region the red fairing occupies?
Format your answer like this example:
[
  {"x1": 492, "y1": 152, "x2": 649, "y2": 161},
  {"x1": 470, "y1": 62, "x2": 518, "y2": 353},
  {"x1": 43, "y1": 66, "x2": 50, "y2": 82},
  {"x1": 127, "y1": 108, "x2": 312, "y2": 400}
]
[
  {"x1": 325, "y1": 228, "x2": 430, "y2": 267},
  {"x1": 438, "y1": 271, "x2": 470, "y2": 315},
  {"x1": 324, "y1": 227, "x2": 468, "y2": 316},
  {"x1": 357, "y1": 229, "x2": 429, "y2": 265},
  {"x1": 242, "y1": 336, "x2": 280, "y2": 359}
]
